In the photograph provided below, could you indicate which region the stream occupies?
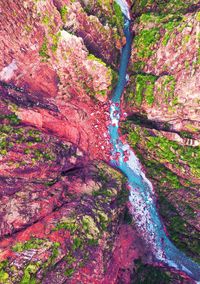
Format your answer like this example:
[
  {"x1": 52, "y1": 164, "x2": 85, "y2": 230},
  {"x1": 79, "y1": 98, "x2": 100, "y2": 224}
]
[{"x1": 108, "y1": 1, "x2": 200, "y2": 282}]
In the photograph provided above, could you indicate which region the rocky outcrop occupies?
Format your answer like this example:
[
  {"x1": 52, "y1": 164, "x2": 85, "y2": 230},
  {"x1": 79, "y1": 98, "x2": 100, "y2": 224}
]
[
  {"x1": 124, "y1": 10, "x2": 200, "y2": 133},
  {"x1": 0, "y1": 0, "x2": 124, "y2": 161},
  {"x1": 121, "y1": 2, "x2": 200, "y2": 269},
  {"x1": 0, "y1": 0, "x2": 199, "y2": 283}
]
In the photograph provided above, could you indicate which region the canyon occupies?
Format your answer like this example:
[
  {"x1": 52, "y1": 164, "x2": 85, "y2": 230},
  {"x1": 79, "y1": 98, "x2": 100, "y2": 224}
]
[{"x1": 0, "y1": 0, "x2": 199, "y2": 283}]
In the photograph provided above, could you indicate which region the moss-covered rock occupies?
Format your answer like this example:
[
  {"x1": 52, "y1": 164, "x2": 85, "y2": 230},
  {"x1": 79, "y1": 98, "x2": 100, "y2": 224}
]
[
  {"x1": 131, "y1": 0, "x2": 200, "y2": 15},
  {"x1": 0, "y1": 161, "x2": 128, "y2": 283},
  {"x1": 121, "y1": 121, "x2": 200, "y2": 263}
]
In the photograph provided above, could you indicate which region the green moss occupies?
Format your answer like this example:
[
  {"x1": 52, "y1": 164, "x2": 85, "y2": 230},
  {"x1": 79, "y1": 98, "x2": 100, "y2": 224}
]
[
  {"x1": 44, "y1": 178, "x2": 58, "y2": 187},
  {"x1": 123, "y1": 123, "x2": 200, "y2": 179},
  {"x1": 50, "y1": 31, "x2": 61, "y2": 52},
  {"x1": 161, "y1": 75, "x2": 176, "y2": 101},
  {"x1": 60, "y1": 5, "x2": 68, "y2": 22},
  {"x1": 0, "y1": 260, "x2": 9, "y2": 283},
  {"x1": 134, "y1": 28, "x2": 160, "y2": 59},
  {"x1": 0, "y1": 113, "x2": 20, "y2": 125},
  {"x1": 65, "y1": 268, "x2": 74, "y2": 277},
  {"x1": 65, "y1": 254, "x2": 76, "y2": 265},
  {"x1": 53, "y1": 219, "x2": 78, "y2": 234},
  {"x1": 127, "y1": 74, "x2": 157, "y2": 106},
  {"x1": 121, "y1": 120, "x2": 200, "y2": 262},
  {"x1": 32, "y1": 148, "x2": 55, "y2": 161},
  {"x1": 42, "y1": 15, "x2": 51, "y2": 25},
  {"x1": 132, "y1": 61, "x2": 145, "y2": 72},
  {"x1": 128, "y1": 130, "x2": 140, "y2": 147},
  {"x1": 196, "y1": 11, "x2": 200, "y2": 22},
  {"x1": 20, "y1": 263, "x2": 39, "y2": 284},
  {"x1": 87, "y1": 54, "x2": 106, "y2": 66},
  {"x1": 12, "y1": 238, "x2": 46, "y2": 252},
  {"x1": 132, "y1": 0, "x2": 198, "y2": 15},
  {"x1": 184, "y1": 60, "x2": 190, "y2": 69},
  {"x1": 82, "y1": 215, "x2": 100, "y2": 239},
  {"x1": 0, "y1": 270, "x2": 9, "y2": 282},
  {"x1": 72, "y1": 237, "x2": 83, "y2": 250},
  {"x1": 39, "y1": 37, "x2": 49, "y2": 60},
  {"x1": 162, "y1": 32, "x2": 171, "y2": 46},
  {"x1": 113, "y1": 2, "x2": 124, "y2": 29},
  {"x1": 50, "y1": 242, "x2": 60, "y2": 264}
]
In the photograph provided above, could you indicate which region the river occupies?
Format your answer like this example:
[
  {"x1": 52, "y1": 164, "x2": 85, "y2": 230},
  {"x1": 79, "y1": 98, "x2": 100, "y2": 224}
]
[{"x1": 108, "y1": 1, "x2": 200, "y2": 282}]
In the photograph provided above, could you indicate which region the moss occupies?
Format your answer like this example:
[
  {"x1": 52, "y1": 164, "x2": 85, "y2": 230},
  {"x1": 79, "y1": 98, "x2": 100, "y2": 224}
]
[
  {"x1": 0, "y1": 113, "x2": 20, "y2": 125},
  {"x1": 72, "y1": 237, "x2": 83, "y2": 250},
  {"x1": 132, "y1": 0, "x2": 199, "y2": 14},
  {"x1": 134, "y1": 28, "x2": 160, "y2": 59},
  {"x1": 60, "y1": 5, "x2": 68, "y2": 22},
  {"x1": 50, "y1": 242, "x2": 60, "y2": 264},
  {"x1": 128, "y1": 130, "x2": 140, "y2": 147},
  {"x1": 196, "y1": 11, "x2": 200, "y2": 22},
  {"x1": 65, "y1": 268, "x2": 75, "y2": 277},
  {"x1": 20, "y1": 263, "x2": 39, "y2": 284},
  {"x1": 161, "y1": 75, "x2": 176, "y2": 102},
  {"x1": 50, "y1": 31, "x2": 61, "y2": 52},
  {"x1": 126, "y1": 74, "x2": 157, "y2": 107},
  {"x1": 82, "y1": 215, "x2": 100, "y2": 239},
  {"x1": 42, "y1": 15, "x2": 51, "y2": 25},
  {"x1": 53, "y1": 218, "x2": 78, "y2": 234},
  {"x1": 162, "y1": 32, "x2": 171, "y2": 46},
  {"x1": 132, "y1": 61, "x2": 145, "y2": 72},
  {"x1": 33, "y1": 148, "x2": 55, "y2": 161},
  {"x1": 12, "y1": 238, "x2": 46, "y2": 252},
  {"x1": 0, "y1": 260, "x2": 9, "y2": 283},
  {"x1": 87, "y1": 54, "x2": 106, "y2": 66},
  {"x1": 65, "y1": 254, "x2": 76, "y2": 265},
  {"x1": 97, "y1": 211, "x2": 109, "y2": 231},
  {"x1": 137, "y1": 13, "x2": 183, "y2": 47},
  {"x1": 39, "y1": 37, "x2": 49, "y2": 60},
  {"x1": 123, "y1": 123, "x2": 200, "y2": 179},
  {"x1": 121, "y1": 120, "x2": 200, "y2": 261},
  {"x1": 112, "y1": 1, "x2": 124, "y2": 29},
  {"x1": 182, "y1": 34, "x2": 190, "y2": 45}
]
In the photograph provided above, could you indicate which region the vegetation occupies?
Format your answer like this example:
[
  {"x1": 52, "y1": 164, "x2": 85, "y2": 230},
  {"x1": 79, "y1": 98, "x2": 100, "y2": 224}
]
[
  {"x1": 134, "y1": 28, "x2": 160, "y2": 59},
  {"x1": 12, "y1": 238, "x2": 46, "y2": 252},
  {"x1": 39, "y1": 37, "x2": 49, "y2": 60},
  {"x1": 132, "y1": 259, "x2": 185, "y2": 283},
  {"x1": 121, "y1": 120, "x2": 200, "y2": 262},
  {"x1": 126, "y1": 74, "x2": 157, "y2": 106},
  {"x1": 0, "y1": 261, "x2": 9, "y2": 283},
  {"x1": 131, "y1": 0, "x2": 199, "y2": 14}
]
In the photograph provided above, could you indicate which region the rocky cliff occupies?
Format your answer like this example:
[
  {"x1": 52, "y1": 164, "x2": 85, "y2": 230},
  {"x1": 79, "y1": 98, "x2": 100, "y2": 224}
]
[{"x1": 0, "y1": 0, "x2": 199, "y2": 283}]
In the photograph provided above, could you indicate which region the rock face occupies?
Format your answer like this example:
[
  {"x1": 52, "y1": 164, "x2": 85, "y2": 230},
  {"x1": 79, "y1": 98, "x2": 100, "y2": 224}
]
[
  {"x1": 0, "y1": 0, "x2": 199, "y2": 283},
  {"x1": 0, "y1": 0, "x2": 123, "y2": 161},
  {"x1": 121, "y1": 0, "x2": 200, "y2": 272}
]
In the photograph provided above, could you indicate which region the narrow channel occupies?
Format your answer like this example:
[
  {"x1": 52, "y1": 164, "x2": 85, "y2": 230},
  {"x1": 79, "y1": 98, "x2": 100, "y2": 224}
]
[{"x1": 108, "y1": 1, "x2": 200, "y2": 282}]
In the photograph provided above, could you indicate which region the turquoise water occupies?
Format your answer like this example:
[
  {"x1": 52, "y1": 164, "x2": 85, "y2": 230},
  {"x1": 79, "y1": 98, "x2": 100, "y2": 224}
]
[{"x1": 108, "y1": 2, "x2": 200, "y2": 281}]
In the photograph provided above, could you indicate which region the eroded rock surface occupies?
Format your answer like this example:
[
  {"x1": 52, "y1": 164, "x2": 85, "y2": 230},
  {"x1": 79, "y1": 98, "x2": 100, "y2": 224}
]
[
  {"x1": 121, "y1": 1, "x2": 200, "y2": 273},
  {"x1": 0, "y1": 0, "x2": 199, "y2": 283}
]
